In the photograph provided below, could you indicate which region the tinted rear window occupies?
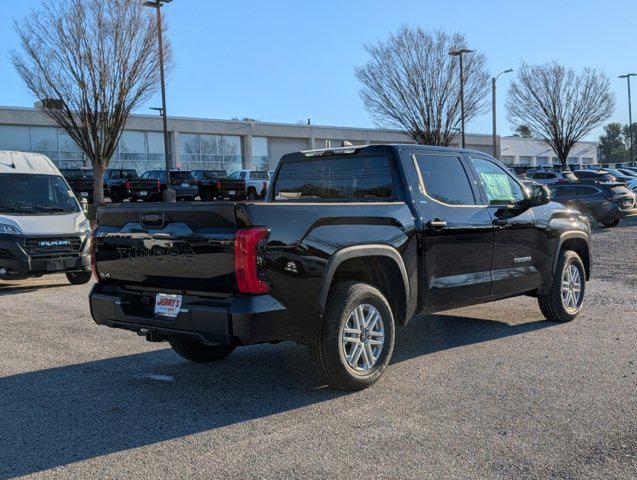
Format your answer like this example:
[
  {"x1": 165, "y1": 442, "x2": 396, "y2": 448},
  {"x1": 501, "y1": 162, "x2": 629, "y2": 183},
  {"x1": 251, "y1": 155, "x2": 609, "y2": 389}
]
[
  {"x1": 274, "y1": 156, "x2": 394, "y2": 201},
  {"x1": 203, "y1": 170, "x2": 227, "y2": 179},
  {"x1": 611, "y1": 185, "x2": 630, "y2": 195},
  {"x1": 61, "y1": 169, "x2": 84, "y2": 179},
  {"x1": 415, "y1": 154, "x2": 476, "y2": 205},
  {"x1": 171, "y1": 171, "x2": 194, "y2": 180},
  {"x1": 249, "y1": 171, "x2": 269, "y2": 180}
]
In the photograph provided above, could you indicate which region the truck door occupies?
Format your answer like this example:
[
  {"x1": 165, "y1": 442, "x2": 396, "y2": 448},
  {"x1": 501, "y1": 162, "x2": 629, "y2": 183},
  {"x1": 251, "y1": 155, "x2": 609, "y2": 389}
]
[
  {"x1": 411, "y1": 153, "x2": 494, "y2": 308},
  {"x1": 466, "y1": 155, "x2": 546, "y2": 296}
]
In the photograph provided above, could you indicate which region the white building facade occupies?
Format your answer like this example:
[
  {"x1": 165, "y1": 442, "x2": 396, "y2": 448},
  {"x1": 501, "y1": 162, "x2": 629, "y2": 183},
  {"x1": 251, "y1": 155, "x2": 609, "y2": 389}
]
[{"x1": 500, "y1": 136, "x2": 598, "y2": 167}]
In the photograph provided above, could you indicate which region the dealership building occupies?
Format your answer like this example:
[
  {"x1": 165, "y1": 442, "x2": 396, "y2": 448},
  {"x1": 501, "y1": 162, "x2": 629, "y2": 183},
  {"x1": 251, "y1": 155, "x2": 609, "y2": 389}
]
[{"x1": 0, "y1": 105, "x2": 598, "y2": 172}]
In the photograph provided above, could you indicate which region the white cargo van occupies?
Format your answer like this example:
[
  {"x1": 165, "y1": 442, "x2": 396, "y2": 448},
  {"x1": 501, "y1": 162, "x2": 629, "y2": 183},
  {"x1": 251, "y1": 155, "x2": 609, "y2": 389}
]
[{"x1": 0, "y1": 151, "x2": 92, "y2": 284}]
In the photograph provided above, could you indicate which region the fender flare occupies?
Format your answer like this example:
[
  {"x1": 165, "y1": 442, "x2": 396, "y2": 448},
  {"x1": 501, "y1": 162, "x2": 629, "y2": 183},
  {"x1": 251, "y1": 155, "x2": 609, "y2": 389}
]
[
  {"x1": 316, "y1": 244, "x2": 410, "y2": 315},
  {"x1": 553, "y1": 231, "x2": 590, "y2": 277}
]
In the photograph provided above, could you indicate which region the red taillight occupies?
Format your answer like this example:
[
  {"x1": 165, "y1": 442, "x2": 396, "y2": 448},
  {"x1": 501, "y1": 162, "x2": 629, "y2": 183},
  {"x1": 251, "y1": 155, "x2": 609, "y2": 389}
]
[
  {"x1": 156, "y1": 180, "x2": 161, "y2": 191},
  {"x1": 216, "y1": 181, "x2": 222, "y2": 190},
  {"x1": 90, "y1": 230, "x2": 100, "y2": 282},
  {"x1": 234, "y1": 227, "x2": 269, "y2": 294},
  {"x1": 125, "y1": 181, "x2": 132, "y2": 190}
]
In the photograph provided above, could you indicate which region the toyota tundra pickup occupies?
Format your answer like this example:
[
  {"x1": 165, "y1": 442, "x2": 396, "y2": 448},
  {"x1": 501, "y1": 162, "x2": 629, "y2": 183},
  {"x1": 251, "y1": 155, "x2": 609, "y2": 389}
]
[{"x1": 90, "y1": 145, "x2": 592, "y2": 390}]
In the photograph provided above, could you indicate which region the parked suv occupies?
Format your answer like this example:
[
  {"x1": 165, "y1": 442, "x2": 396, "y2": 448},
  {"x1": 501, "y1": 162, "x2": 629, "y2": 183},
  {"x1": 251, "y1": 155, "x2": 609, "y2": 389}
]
[
  {"x1": 104, "y1": 169, "x2": 160, "y2": 203},
  {"x1": 573, "y1": 170, "x2": 616, "y2": 183},
  {"x1": 90, "y1": 145, "x2": 591, "y2": 390},
  {"x1": 60, "y1": 168, "x2": 94, "y2": 202},
  {"x1": 549, "y1": 182, "x2": 637, "y2": 227},
  {"x1": 527, "y1": 169, "x2": 578, "y2": 185}
]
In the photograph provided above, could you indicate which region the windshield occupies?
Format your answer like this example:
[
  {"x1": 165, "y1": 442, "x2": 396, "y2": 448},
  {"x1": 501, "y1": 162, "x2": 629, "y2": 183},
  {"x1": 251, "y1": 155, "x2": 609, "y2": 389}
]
[
  {"x1": 110, "y1": 170, "x2": 139, "y2": 180},
  {"x1": 0, "y1": 174, "x2": 80, "y2": 215}
]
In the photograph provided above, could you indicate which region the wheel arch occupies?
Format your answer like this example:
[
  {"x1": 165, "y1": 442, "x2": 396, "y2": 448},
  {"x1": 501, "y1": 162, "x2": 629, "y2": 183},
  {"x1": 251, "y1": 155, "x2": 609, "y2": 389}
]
[
  {"x1": 317, "y1": 245, "x2": 410, "y2": 325},
  {"x1": 557, "y1": 232, "x2": 591, "y2": 281}
]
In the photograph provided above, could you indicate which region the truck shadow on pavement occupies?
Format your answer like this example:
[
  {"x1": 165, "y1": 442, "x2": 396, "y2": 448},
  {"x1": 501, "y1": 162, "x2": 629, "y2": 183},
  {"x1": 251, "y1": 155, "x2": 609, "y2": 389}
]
[
  {"x1": 0, "y1": 281, "x2": 69, "y2": 296},
  {"x1": 0, "y1": 313, "x2": 553, "y2": 478}
]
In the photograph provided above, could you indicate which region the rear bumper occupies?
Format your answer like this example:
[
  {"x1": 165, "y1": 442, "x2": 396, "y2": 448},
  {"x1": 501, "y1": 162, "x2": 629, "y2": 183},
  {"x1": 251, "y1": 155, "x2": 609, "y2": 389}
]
[{"x1": 89, "y1": 284, "x2": 288, "y2": 345}]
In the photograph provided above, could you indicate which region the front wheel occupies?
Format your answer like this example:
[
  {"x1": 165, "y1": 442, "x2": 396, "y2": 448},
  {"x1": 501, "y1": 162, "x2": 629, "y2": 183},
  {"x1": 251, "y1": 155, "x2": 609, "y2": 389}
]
[
  {"x1": 602, "y1": 216, "x2": 620, "y2": 228},
  {"x1": 311, "y1": 282, "x2": 395, "y2": 391},
  {"x1": 66, "y1": 271, "x2": 92, "y2": 285},
  {"x1": 538, "y1": 250, "x2": 586, "y2": 322},
  {"x1": 169, "y1": 337, "x2": 235, "y2": 362}
]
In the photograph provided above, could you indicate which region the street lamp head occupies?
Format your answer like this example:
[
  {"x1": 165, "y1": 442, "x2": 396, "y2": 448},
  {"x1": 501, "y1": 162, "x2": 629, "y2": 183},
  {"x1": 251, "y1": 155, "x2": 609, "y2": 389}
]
[
  {"x1": 142, "y1": 0, "x2": 172, "y2": 6},
  {"x1": 619, "y1": 73, "x2": 637, "y2": 78},
  {"x1": 449, "y1": 48, "x2": 474, "y2": 56},
  {"x1": 504, "y1": 68, "x2": 514, "y2": 73}
]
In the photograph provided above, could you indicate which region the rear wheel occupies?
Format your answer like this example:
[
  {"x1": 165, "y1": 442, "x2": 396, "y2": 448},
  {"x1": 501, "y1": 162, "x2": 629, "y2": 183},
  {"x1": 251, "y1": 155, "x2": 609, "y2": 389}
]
[
  {"x1": 538, "y1": 250, "x2": 586, "y2": 322},
  {"x1": 66, "y1": 271, "x2": 92, "y2": 285},
  {"x1": 311, "y1": 282, "x2": 395, "y2": 391},
  {"x1": 110, "y1": 190, "x2": 123, "y2": 203},
  {"x1": 602, "y1": 216, "x2": 620, "y2": 228},
  {"x1": 581, "y1": 210, "x2": 598, "y2": 229},
  {"x1": 169, "y1": 337, "x2": 235, "y2": 362}
]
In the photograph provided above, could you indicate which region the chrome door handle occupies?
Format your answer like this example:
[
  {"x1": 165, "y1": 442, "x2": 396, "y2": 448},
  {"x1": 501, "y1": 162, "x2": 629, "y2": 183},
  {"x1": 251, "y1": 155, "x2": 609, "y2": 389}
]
[{"x1": 426, "y1": 219, "x2": 447, "y2": 229}]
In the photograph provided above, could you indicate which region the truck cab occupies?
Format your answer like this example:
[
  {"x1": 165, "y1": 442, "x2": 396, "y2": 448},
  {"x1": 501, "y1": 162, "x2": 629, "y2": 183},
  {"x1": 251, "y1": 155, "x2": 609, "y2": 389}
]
[{"x1": 90, "y1": 145, "x2": 591, "y2": 390}]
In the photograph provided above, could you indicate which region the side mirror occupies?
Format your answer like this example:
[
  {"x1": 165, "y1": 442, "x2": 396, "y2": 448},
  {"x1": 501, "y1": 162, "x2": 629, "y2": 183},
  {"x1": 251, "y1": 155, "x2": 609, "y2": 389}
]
[
  {"x1": 81, "y1": 198, "x2": 89, "y2": 214},
  {"x1": 528, "y1": 184, "x2": 550, "y2": 207}
]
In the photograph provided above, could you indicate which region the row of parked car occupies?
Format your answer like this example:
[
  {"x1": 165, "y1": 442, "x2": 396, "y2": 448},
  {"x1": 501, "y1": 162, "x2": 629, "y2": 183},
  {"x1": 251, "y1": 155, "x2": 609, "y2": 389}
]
[
  {"x1": 60, "y1": 167, "x2": 271, "y2": 203},
  {"x1": 515, "y1": 165, "x2": 637, "y2": 228}
]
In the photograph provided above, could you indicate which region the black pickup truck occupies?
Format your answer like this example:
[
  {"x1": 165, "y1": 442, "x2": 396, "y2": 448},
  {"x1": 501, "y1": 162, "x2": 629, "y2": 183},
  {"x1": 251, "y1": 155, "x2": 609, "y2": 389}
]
[
  {"x1": 104, "y1": 169, "x2": 161, "y2": 203},
  {"x1": 60, "y1": 168, "x2": 94, "y2": 202},
  {"x1": 191, "y1": 169, "x2": 247, "y2": 201},
  {"x1": 90, "y1": 145, "x2": 592, "y2": 390}
]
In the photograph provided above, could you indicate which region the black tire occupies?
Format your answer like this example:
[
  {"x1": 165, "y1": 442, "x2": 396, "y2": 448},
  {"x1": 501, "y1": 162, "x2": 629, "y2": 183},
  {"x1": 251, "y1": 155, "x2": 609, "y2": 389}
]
[
  {"x1": 311, "y1": 282, "x2": 395, "y2": 391},
  {"x1": 66, "y1": 271, "x2": 92, "y2": 285},
  {"x1": 538, "y1": 250, "x2": 586, "y2": 322},
  {"x1": 201, "y1": 190, "x2": 212, "y2": 201},
  {"x1": 581, "y1": 209, "x2": 598, "y2": 229},
  {"x1": 602, "y1": 216, "x2": 620, "y2": 228},
  {"x1": 110, "y1": 189, "x2": 123, "y2": 203},
  {"x1": 169, "y1": 337, "x2": 235, "y2": 363}
]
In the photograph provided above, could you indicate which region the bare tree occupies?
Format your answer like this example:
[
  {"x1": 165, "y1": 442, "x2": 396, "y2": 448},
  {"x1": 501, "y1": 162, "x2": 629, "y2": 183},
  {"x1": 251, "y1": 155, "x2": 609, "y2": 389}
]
[
  {"x1": 355, "y1": 26, "x2": 490, "y2": 146},
  {"x1": 506, "y1": 62, "x2": 614, "y2": 169},
  {"x1": 11, "y1": 0, "x2": 172, "y2": 204}
]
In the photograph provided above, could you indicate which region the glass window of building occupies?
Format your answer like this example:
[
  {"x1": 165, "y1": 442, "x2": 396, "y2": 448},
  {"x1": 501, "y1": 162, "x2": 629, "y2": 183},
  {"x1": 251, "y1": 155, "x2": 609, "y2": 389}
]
[
  {"x1": 31, "y1": 127, "x2": 58, "y2": 159},
  {"x1": 251, "y1": 136, "x2": 268, "y2": 161},
  {"x1": 221, "y1": 135, "x2": 242, "y2": 172},
  {"x1": 0, "y1": 125, "x2": 30, "y2": 151},
  {"x1": 147, "y1": 132, "x2": 166, "y2": 171},
  {"x1": 118, "y1": 130, "x2": 147, "y2": 174}
]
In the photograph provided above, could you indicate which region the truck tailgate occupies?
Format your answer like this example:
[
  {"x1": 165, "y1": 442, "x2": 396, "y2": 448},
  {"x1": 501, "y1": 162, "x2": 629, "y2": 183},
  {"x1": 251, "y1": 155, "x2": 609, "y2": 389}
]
[{"x1": 95, "y1": 203, "x2": 237, "y2": 292}]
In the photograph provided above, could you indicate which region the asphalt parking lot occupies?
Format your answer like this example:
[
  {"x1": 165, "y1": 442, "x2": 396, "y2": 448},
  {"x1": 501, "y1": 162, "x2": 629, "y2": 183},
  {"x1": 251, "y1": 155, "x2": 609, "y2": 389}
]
[{"x1": 1, "y1": 219, "x2": 636, "y2": 479}]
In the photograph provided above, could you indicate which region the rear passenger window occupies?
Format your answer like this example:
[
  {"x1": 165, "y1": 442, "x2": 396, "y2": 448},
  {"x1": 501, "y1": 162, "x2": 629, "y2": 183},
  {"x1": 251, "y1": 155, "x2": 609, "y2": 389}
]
[
  {"x1": 274, "y1": 156, "x2": 394, "y2": 201},
  {"x1": 414, "y1": 154, "x2": 476, "y2": 205}
]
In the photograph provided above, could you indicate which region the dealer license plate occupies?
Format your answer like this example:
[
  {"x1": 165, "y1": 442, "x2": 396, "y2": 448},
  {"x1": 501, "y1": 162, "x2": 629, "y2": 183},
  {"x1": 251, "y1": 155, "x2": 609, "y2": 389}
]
[
  {"x1": 139, "y1": 191, "x2": 148, "y2": 196},
  {"x1": 80, "y1": 192, "x2": 89, "y2": 198},
  {"x1": 229, "y1": 190, "x2": 236, "y2": 195},
  {"x1": 181, "y1": 183, "x2": 189, "y2": 188},
  {"x1": 154, "y1": 294, "x2": 183, "y2": 318}
]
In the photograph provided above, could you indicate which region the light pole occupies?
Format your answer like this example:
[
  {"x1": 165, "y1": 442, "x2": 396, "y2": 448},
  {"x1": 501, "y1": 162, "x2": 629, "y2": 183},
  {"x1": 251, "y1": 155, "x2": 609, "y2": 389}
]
[
  {"x1": 619, "y1": 73, "x2": 637, "y2": 163},
  {"x1": 491, "y1": 69, "x2": 513, "y2": 159},
  {"x1": 449, "y1": 49, "x2": 473, "y2": 149},
  {"x1": 143, "y1": 0, "x2": 175, "y2": 202}
]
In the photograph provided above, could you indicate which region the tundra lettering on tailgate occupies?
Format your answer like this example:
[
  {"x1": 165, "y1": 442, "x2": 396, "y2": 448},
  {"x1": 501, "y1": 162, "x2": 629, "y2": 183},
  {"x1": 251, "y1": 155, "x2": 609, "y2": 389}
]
[{"x1": 116, "y1": 245, "x2": 196, "y2": 265}]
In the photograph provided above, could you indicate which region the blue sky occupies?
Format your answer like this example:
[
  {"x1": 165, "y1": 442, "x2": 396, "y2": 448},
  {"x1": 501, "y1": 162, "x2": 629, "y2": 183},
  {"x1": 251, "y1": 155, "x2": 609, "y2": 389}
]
[{"x1": 1, "y1": 0, "x2": 636, "y2": 139}]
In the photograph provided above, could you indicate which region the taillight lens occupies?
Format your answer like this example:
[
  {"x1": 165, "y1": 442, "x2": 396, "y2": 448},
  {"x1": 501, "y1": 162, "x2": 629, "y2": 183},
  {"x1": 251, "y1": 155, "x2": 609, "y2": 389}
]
[
  {"x1": 234, "y1": 227, "x2": 269, "y2": 294},
  {"x1": 90, "y1": 231, "x2": 100, "y2": 282},
  {"x1": 125, "y1": 181, "x2": 132, "y2": 190},
  {"x1": 156, "y1": 180, "x2": 161, "y2": 191},
  {"x1": 216, "y1": 181, "x2": 221, "y2": 190}
]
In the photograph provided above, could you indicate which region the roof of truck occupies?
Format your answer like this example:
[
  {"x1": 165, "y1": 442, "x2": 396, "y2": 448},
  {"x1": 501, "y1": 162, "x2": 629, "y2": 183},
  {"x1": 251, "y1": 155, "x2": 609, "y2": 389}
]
[{"x1": 0, "y1": 151, "x2": 61, "y2": 176}]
